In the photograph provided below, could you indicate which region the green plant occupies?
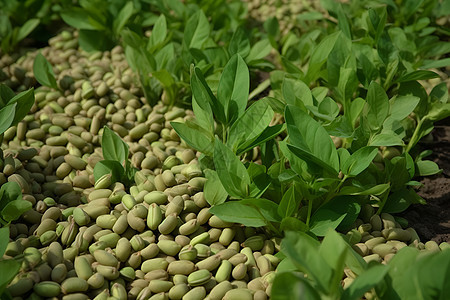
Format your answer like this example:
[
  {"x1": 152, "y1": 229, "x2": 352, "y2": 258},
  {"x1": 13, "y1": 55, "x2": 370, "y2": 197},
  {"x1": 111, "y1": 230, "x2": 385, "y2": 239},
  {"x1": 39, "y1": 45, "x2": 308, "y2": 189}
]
[
  {"x1": 33, "y1": 52, "x2": 59, "y2": 90},
  {"x1": 272, "y1": 229, "x2": 388, "y2": 300},
  {"x1": 0, "y1": 84, "x2": 35, "y2": 139},
  {"x1": 272, "y1": 229, "x2": 450, "y2": 299},
  {"x1": 60, "y1": 0, "x2": 136, "y2": 51},
  {"x1": 93, "y1": 126, "x2": 136, "y2": 187}
]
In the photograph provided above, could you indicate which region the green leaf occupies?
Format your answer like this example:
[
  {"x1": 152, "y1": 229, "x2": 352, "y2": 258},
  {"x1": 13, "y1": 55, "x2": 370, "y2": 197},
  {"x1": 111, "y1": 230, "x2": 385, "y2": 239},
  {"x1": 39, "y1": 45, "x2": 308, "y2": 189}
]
[
  {"x1": 364, "y1": 81, "x2": 389, "y2": 132},
  {"x1": 0, "y1": 227, "x2": 9, "y2": 257},
  {"x1": 416, "y1": 160, "x2": 442, "y2": 176},
  {"x1": 396, "y1": 70, "x2": 440, "y2": 83},
  {"x1": 280, "y1": 217, "x2": 309, "y2": 232},
  {"x1": 0, "y1": 103, "x2": 16, "y2": 135},
  {"x1": 213, "y1": 138, "x2": 250, "y2": 198},
  {"x1": 320, "y1": 196, "x2": 361, "y2": 231},
  {"x1": 238, "y1": 198, "x2": 281, "y2": 222},
  {"x1": 0, "y1": 259, "x2": 21, "y2": 296},
  {"x1": 339, "y1": 183, "x2": 390, "y2": 196},
  {"x1": 209, "y1": 202, "x2": 267, "y2": 227},
  {"x1": 217, "y1": 54, "x2": 249, "y2": 124},
  {"x1": 427, "y1": 102, "x2": 450, "y2": 122},
  {"x1": 229, "y1": 27, "x2": 250, "y2": 58},
  {"x1": 236, "y1": 123, "x2": 285, "y2": 156},
  {"x1": 148, "y1": 14, "x2": 167, "y2": 51},
  {"x1": 342, "y1": 264, "x2": 389, "y2": 300},
  {"x1": 282, "y1": 77, "x2": 313, "y2": 108},
  {"x1": 342, "y1": 147, "x2": 378, "y2": 177},
  {"x1": 305, "y1": 31, "x2": 341, "y2": 83},
  {"x1": 319, "y1": 229, "x2": 348, "y2": 290},
  {"x1": 171, "y1": 121, "x2": 214, "y2": 156},
  {"x1": 272, "y1": 272, "x2": 321, "y2": 300},
  {"x1": 1, "y1": 200, "x2": 32, "y2": 222},
  {"x1": 389, "y1": 95, "x2": 420, "y2": 121},
  {"x1": 61, "y1": 8, "x2": 106, "y2": 31},
  {"x1": 113, "y1": 2, "x2": 133, "y2": 36},
  {"x1": 184, "y1": 10, "x2": 209, "y2": 49},
  {"x1": 0, "y1": 182, "x2": 22, "y2": 212},
  {"x1": 0, "y1": 84, "x2": 15, "y2": 107},
  {"x1": 101, "y1": 126, "x2": 129, "y2": 166},
  {"x1": 203, "y1": 169, "x2": 228, "y2": 206},
  {"x1": 227, "y1": 99, "x2": 273, "y2": 152},
  {"x1": 191, "y1": 67, "x2": 225, "y2": 124},
  {"x1": 382, "y1": 188, "x2": 421, "y2": 213},
  {"x1": 278, "y1": 184, "x2": 301, "y2": 218},
  {"x1": 285, "y1": 105, "x2": 339, "y2": 174},
  {"x1": 369, "y1": 133, "x2": 404, "y2": 147},
  {"x1": 93, "y1": 160, "x2": 124, "y2": 183},
  {"x1": 78, "y1": 29, "x2": 115, "y2": 52},
  {"x1": 310, "y1": 209, "x2": 347, "y2": 237},
  {"x1": 33, "y1": 53, "x2": 58, "y2": 90},
  {"x1": 247, "y1": 39, "x2": 272, "y2": 62},
  {"x1": 17, "y1": 18, "x2": 39, "y2": 42},
  {"x1": 8, "y1": 88, "x2": 34, "y2": 127},
  {"x1": 281, "y1": 231, "x2": 332, "y2": 294}
]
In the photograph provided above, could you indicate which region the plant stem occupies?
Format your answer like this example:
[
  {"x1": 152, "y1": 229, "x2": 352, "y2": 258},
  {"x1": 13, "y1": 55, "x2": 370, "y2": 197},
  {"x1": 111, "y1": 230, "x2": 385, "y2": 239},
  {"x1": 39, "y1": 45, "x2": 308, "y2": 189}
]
[
  {"x1": 405, "y1": 117, "x2": 425, "y2": 154},
  {"x1": 376, "y1": 190, "x2": 390, "y2": 215}
]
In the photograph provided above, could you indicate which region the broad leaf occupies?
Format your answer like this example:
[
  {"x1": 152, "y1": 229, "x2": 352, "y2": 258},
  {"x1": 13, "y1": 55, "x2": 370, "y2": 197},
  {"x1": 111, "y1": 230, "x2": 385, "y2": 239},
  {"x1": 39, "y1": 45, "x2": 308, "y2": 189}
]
[
  {"x1": 93, "y1": 160, "x2": 124, "y2": 183},
  {"x1": 33, "y1": 53, "x2": 58, "y2": 90},
  {"x1": 227, "y1": 99, "x2": 273, "y2": 152},
  {"x1": 342, "y1": 264, "x2": 389, "y2": 300},
  {"x1": 342, "y1": 147, "x2": 378, "y2": 177},
  {"x1": 0, "y1": 103, "x2": 16, "y2": 135},
  {"x1": 184, "y1": 10, "x2": 209, "y2": 49},
  {"x1": 0, "y1": 227, "x2": 9, "y2": 256},
  {"x1": 278, "y1": 184, "x2": 301, "y2": 218},
  {"x1": 310, "y1": 209, "x2": 347, "y2": 237},
  {"x1": 364, "y1": 82, "x2": 389, "y2": 132},
  {"x1": 1, "y1": 200, "x2": 32, "y2": 222},
  {"x1": 213, "y1": 139, "x2": 250, "y2": 198},
  {"x1": 239, "y1": 198, "x2": 281, "y2": 222},
  {"x1": 101, "y1": 126, "x2": 129, "y2": 166},
  {"x1": 229, "y1": 27, "x2": 250, "y2": 57},
  {"x1": 285, "y1": 105, "x2": 339, "y2": 174},
  {"x1": 17, "y1": 18, "x2": 39, "y2": 42},
  {"x1": 9, "y1": 88, "x2": 35, "y2": 127},
  {"x1": 282, "y1": 231, "x2": 333, "y2": 294},
  {"x1": 209, "y1": 202, "x2": 266, "y2": 227},
  {"x1": 113, "y1": 2, "x2": 133, "y2": 35},
  {"x1": 171, "y1": 121, "x2": 214, "y2": 156},
  {"x1": 282, "y1": 77, "x2": 313, "y2": 108},
  {"x1": 217, "y1": 54, "x2": 249, "y2": 124},
  {"x1": 148, "y1": 14, "x2": 167, "y2": 51},
  {"x1": 272, "y1": 272, "x2": 321, "y2": 300},
  {"x1": 204, "y1": 169, "x2": 228, "y2": 206}
]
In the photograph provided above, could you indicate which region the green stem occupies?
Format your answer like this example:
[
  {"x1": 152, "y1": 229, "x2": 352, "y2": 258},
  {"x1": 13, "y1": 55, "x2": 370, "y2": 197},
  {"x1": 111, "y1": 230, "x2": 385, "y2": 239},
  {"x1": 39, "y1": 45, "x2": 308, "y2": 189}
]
[
  {"x1": 405, "y1": 117, "x2": 425, "y2": 154},
  {"x1": 306, "y1": 198, "x2": 313, "y2": 227},
  {"x1": 376, "y1": 189, "x2": 390, "y2": 215},
  {"x1": 222, "y1": 125, "x2": 226, "y2": 144}
]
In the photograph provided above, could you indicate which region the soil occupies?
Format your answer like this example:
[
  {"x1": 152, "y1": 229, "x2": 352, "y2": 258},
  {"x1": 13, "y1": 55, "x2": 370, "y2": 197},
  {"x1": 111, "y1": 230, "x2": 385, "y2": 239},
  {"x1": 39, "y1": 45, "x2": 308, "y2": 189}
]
[{"x1": 401, "y1": 120, "x2": 450, "y2": 244}]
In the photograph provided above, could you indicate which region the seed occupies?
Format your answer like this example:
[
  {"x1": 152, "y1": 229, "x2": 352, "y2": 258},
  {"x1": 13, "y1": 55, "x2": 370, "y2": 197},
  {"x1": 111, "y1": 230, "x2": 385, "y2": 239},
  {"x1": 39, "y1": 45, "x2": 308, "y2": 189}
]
[
  {"x1": 182, "y1": 286, "x2": 206, "y2": 300},
  {"x1": 141, "y1": 258, "x2": 169, "y2": 273},
  {"x1": 168, "y1": 283, "x2": 190, "y2": 300},
  {"x1": 168, "y1": 260, "x2": 196, "y2": 275},
  {"x1": 187, "y1": 269, "x2": 211, "y2": 286},
  {"x1": 195, "y1": 254, "x2": 221, "y2": 271},
  {"x1": 33, "y1": 281, "x2": 61, "y2": 297},
  {"x1": 93, "y1": 249, "x2": 119, "y2": 267},
  {"x1": 61, "y1": 277, "x2": 89, "y2": 294},
  {"x1": 215, "y1": 260, "x2": 232, "y2": 282},
  {"x1": 223, "y1": 288, "x2": 253, "y2": 300}
]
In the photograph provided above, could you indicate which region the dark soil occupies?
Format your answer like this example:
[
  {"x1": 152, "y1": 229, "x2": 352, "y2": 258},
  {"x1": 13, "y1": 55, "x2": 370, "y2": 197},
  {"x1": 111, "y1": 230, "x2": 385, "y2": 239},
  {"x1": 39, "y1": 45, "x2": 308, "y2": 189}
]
[{"x1": 401, "y1": 121, "x2": 450, "y2": 243}]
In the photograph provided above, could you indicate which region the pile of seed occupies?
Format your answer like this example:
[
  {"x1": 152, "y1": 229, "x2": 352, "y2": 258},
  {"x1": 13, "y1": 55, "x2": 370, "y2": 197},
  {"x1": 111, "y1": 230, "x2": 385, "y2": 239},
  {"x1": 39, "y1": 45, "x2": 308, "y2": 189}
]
[
  {"x1": 1, "y1": 29, "x2": 449, "y2": 300},
  {"x1": 0, "y1": 30, "x2": 279, "y2": 300},
  {"x1": 245, "y1": 0, "x2": 324, "y2": 35}
]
